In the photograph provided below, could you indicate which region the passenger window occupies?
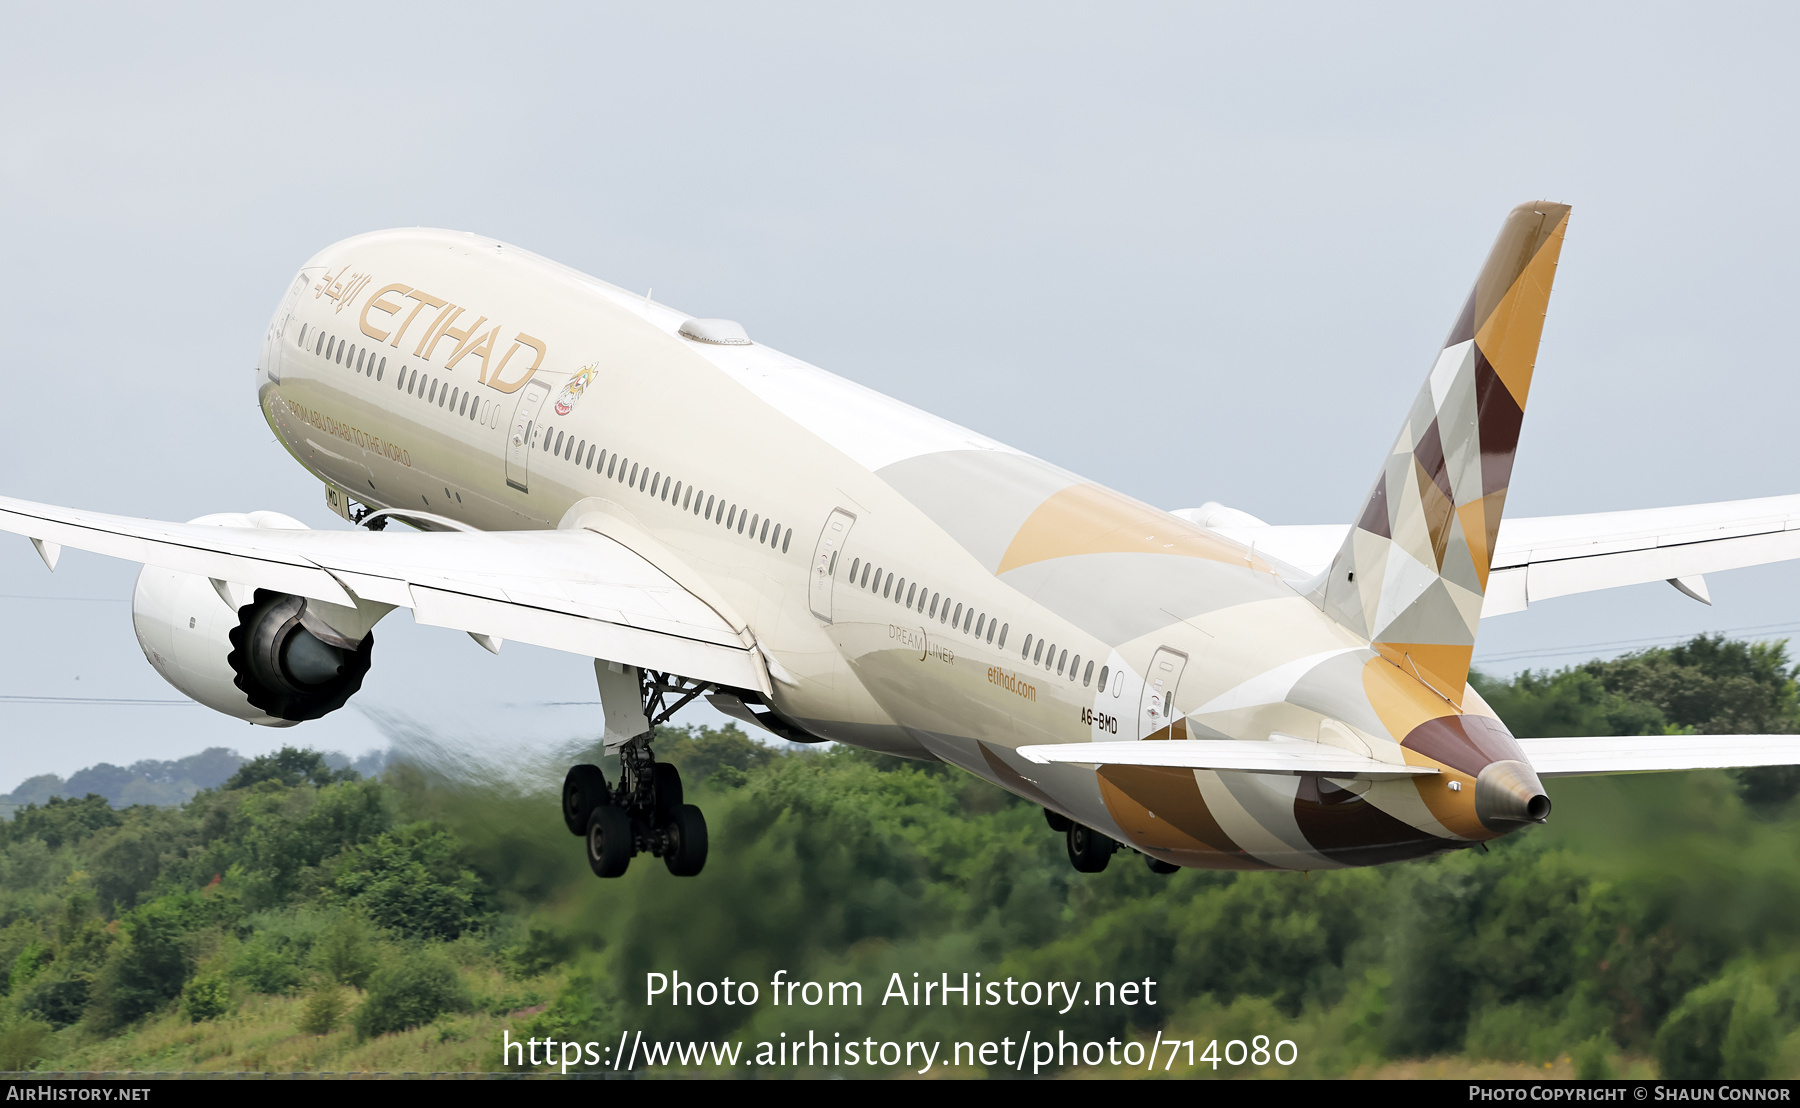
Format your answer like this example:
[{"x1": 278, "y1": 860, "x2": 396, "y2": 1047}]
[
  {"x1": 760, "y1": 519, "x2": 770, "y2": 544},
  {"x1": 406, "y1": 371, "x2": 416, "y2": 396},
  {"x1": 378, "y1": 357, "x2": 386, "y2": 381},
  {"x1": 975, "y1": 614, "x2": 985, "y2": 638},
  {"x1": 586, "y1": 446, "x2": 596, "y2": 469},
  {"x1": 673, "y1": 481, "x2": 682, "y2": 503},
  {"x1": 997, "y1": 623, "x2": 1007, "y2": 648},
  {"x1": 881, "y1": 572, "x2": 892, "y2": 599},
  {"x1": 1057, "y1": 650, "x2": 1068, "y2": 676},
  {"x1": 953, "y1": 603, "x2": 963, "y2": 627},
  {"x1": 448, "y1": 387, "x2": 458, "y2": 410},
  {"x1": 315, "y1": 333, "x2": 324, "y2": 355},
  {"x1": 859, "y1": 563, "x2": 871, "y2": 588},
  {"x1": 629, "y1": 462, "x2": 638, "y2": 485},
  {"x1": 901, "y1": 581, "x2": 911, "y2": 605},
  {"x1": 705, "y1": 495, "x2": 715, "y2": 519},
  {"x1": 782, "y1": 528, "x2": 792, "y2": 553},
  {"x1": 742, "y1": 512, "x2": 751, "y2": 535},
  {"x1": 397, "y1": 365, "x2": 406, "y2": 389},
  {"x1": 1069, "y1": 654, "x2": 1080, "y2": 680},
  {"x1": 459, "y1": 393, "x2": 469, "y2": 416},
  {"x1": 682, "y1": 486, "x2": 692, "y2": 509},
  {"x1": 1110, "y1": 669, "x2": 1122, "y2": 697},
  {"x1": 662, "y1": 477, "x2": 671, "y2": 502},
  {"x1": 355, "y1": 350, "x2": 364, "y2": 373},
  {"x1": 553, "y1": 430, "x2": 564, "y2": 454},
  {"x1": 849, "y1": 558, "x2": 860, "y2": 582},
  {"x1": 1022, "y1": 634, "x2": 1033, "y2": 660},
  {"x1": 1034, "y1": 640, "x2": 1046, "y2": 665},
  {"x1": 335, "y1": 341, "x2": 344, "y2": 365},
  {"x1": 604, "y1": 453, "x2": 615, "y2": 477},
  {"x1": 1083, "y1": 660, "x2": 1094, "y2": 687},
  {"x1": 928, "y1": 593, "x2": 938, "y2": 618}
]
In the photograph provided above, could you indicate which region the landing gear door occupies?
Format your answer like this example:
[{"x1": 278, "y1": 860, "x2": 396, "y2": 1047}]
[
  {"x1": 505, "y1": 379, "x2": 552, "y2": 492},
  {"x1": 807, "y1": 508, "x2": 856, "y2": 623},
  {"x1": 1137, "y1": 647, "x2": 1189, "y2": 739}
]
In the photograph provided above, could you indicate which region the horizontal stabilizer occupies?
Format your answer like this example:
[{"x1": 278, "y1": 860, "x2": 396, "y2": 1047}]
[
  {"x1": 1192, "y1": 491, "x2": 1800, "y2": 618},
  {"x1": 1015, "y1": 738, "x2": 1436, "y2": 780},
  {"x1": 1518, "y1": 734, "x2": 1800, "y2": 777}
]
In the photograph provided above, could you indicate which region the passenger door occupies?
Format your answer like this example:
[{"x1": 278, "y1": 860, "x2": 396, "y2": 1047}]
[
  {"x1": 505, "y1": 379, "x2": 552, "y2": 492},
  {"x1": 808, "y1": 508, "x2": 857, "y2": 622},
  {"x1": 1137, "y1": 646, "x2": 1188, "y2": 739}
]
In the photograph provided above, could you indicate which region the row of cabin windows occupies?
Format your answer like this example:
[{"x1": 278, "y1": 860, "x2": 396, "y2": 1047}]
[
  {"x1": 533, "y1": 426, "x2": 795, "y2": 555},
  {"x1": 1018, "y1": 631, "x2": 1108, "y2": 691},
  {"x1": 845, "y1": 557, "x2": 1007, "y2": 648},
  {"x1": 299, "y1": 325, "x2": 489, "y2": 425}
]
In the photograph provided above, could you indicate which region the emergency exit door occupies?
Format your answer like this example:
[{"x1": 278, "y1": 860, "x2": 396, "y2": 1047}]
[{"x1": 1137, "y1": 647, "x2": 1189, "y2": 739}]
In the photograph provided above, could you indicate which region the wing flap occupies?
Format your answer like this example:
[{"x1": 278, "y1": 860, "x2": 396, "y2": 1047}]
[
  {"x1": 1015, "y1": 738, "x2": 1435, "y2": 779},
  {"x1": 1519, "y1": 734, "x2": 1800, "y2": 777}
]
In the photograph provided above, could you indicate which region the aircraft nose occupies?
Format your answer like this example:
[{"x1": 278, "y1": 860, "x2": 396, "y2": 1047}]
[{"x1": 1474, "y1": 759, "x2": 1552, "y2": 830}]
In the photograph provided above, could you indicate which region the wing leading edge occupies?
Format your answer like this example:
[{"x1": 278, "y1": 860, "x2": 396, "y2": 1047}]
[{"x1": 0, "y1": 494, "x2": 770, "y2": 693}]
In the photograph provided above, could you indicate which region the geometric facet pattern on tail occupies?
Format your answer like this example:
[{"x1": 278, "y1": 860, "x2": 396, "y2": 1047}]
[{"x1": 1313, "y1": 202, "x2": 1572, "y2": 701}]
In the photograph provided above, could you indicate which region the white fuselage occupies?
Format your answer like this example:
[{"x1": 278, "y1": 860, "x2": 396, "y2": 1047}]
[{"x1": 256, "y1": 228, "x2": 1506, "y2": 871}]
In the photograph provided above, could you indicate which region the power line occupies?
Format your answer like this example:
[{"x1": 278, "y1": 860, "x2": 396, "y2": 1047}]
[
  {"x1": 1479, "y1": 621, "x2": 1800, "y2": 666},
  {"x1": 0, "y1": 694, "x2": 195, "y2": 705}
]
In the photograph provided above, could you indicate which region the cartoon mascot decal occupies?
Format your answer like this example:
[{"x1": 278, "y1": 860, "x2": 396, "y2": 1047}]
[{"x1": 555, "y1": 364, "x2": 598, "y2": 416}]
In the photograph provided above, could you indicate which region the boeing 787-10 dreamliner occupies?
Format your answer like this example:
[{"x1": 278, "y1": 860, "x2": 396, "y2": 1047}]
[{"x1": 7, "y1": 201, "x2": 1800, "y2": 876}]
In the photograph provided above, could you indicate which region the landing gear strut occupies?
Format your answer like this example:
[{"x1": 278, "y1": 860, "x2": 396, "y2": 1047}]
[{"x1": 561, "y1": 668, "x2": 717, "y2": 878}]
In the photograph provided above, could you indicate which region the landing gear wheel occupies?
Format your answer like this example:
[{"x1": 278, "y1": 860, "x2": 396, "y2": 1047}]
[
  {"x1": 1044, "y1": 808, "x2": 1072, "y2": 833},
  {"x1": 562, "y1": 764, "x2": 609, "y2": 836},
  {"x1": 1066, "y1": 824, "x2": 1113, "y2": 872},
  {"x1": 663, "y1": 803, "x2": 709, "y2": 877},
  {"x1": 651, "y1": 762, "x2": 685, "y2": 824},
  {"x1": 1144, "y1": 855, "x2": 1180, "y2": 875},
  {"x1": 586, "y1": 804, "x2": 633, "y2": 878}
]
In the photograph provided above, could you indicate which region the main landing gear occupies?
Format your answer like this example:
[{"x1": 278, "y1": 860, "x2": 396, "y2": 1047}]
[
  {"x1": 563, "y1": 741, "x2": 708, "y2": 877},
  {"x1": 561, "y1": 668, "x2": 716, "y2": 879},
  {"x1": 1043, "y1": 806, "x2": 1179, "y2": 875}
]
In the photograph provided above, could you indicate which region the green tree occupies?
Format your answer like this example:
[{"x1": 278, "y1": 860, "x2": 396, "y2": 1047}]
[
  {"x1": 226, "y1": 747, "x2": 359, "y2": 791},
  {"x1": 331, "y1": 824, "x2": 485, "y2": 940}
]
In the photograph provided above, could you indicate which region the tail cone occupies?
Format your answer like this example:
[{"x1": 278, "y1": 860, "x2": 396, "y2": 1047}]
[{"x1": 1475, "y1": 759, "x2": 1551, "y2": 830}]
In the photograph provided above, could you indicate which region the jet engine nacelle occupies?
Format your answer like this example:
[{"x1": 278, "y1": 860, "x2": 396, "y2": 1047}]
[{"x1": 131, "y1": 511, "x2": 375, "y2": 726}]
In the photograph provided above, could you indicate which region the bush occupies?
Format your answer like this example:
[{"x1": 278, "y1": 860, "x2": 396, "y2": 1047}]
[
  {"x1": 181, "y1": 973, "x2": 232, "y2": 1022},
  {"x1": 353, "y1": 947, "x2": 472, "y2": 1039},
  {"x1": 1656, "y1": 972, "x2": 1780, "y2": 1078},
  {"x1": 19, "y1": 974, "x2": 90, "y2": 1029},
  {"x1": 313, "y1": 913, "x2": 379, "y2": 988},
  {"x1": 0, "y1": 1020, "x2": 51, "y2": 1070},
  {"x1": 299, "y1": 982, "x2": 347, "y2": 1035},
  {"x1": 331, "y1": 825, "x2": 484, "y2": 940},
  {"x1": 233, "y1": 935, "x2": 305, "y2": 995}
]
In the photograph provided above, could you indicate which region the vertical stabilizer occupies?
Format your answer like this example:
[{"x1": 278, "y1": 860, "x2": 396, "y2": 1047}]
[{"x1": 1313, "y1": 202, "x2": 1571, "y2": 701}]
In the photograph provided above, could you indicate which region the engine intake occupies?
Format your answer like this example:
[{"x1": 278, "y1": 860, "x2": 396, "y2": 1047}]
[{"x1": 227, "y1": 590, "x2": 373, "y2": 722}]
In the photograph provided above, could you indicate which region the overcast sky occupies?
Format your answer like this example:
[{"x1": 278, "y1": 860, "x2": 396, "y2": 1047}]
[{"x1": 2, "y1": 3, "x2": 1797, "y2": 793}]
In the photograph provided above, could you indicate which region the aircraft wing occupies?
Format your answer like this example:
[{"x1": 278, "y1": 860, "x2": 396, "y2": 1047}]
[
  {"x1": 1014, "y1": 738, "x2": 1436, "y2": 780},
  {"x1": 1516, "y1": 734, "x2": 1800, "y2": 777},
  {"x1": 0, "y1": 494, "x2": 769, "y2": 693},
  {"x1": 1193, "y1": 493, "x2": 1800, "y2": 617}
]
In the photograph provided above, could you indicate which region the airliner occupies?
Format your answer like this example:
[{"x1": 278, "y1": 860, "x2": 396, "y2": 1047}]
[{"x1": 9, "y1": 201, "x2": 1800, "y2": 877}]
